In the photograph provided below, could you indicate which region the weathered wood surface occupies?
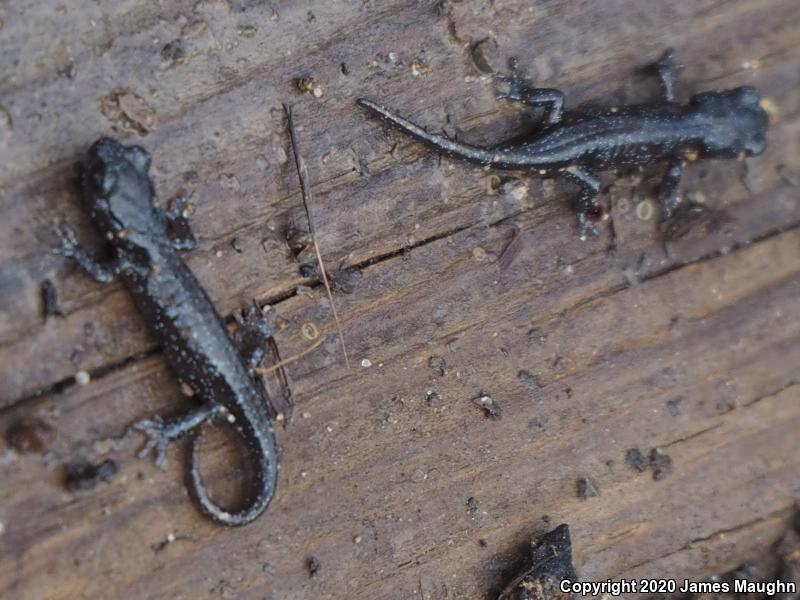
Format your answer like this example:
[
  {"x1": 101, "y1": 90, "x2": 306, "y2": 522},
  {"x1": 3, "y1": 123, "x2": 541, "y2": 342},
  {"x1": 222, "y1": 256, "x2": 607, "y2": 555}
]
[{"x1": 1, "y1": 0, "x2": 799, "y2": 598}]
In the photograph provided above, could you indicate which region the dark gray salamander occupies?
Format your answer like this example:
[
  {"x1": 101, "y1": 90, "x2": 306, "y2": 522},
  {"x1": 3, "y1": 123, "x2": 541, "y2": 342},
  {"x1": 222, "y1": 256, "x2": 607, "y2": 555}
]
[
  {"x1": 358, "y1": 50, "x2": 768, "y2": 238},
  {"x1": 54, "y1": 138, "x2": 277, "y2": 526}
]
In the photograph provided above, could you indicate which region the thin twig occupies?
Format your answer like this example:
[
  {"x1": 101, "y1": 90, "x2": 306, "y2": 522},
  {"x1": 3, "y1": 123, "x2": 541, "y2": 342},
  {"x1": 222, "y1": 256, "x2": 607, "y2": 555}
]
[
  {"x1": 253, "y1": 337, "x2": 326, "y2": 375},
  {"x1": 284, "y1": 104, "x2": 352, "y2": 369}
]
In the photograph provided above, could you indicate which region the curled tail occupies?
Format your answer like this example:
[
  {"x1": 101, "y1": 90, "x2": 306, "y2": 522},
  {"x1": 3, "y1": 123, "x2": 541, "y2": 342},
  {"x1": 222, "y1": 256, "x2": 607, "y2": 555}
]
[
  {"x1": 357, "y1": 98, "x2": 503, "y2": 166},
  {"x1": 188, "y1": 421, "x2": 278, "y2": 527}
]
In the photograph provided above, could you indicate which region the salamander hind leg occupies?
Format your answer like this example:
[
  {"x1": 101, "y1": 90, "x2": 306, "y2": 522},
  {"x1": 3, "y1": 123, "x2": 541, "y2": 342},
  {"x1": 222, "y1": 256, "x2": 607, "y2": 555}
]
[
  {"x1": 564, "y1": 167, "x2": 604, "y2": 239},
  {"x1": 659, "y1": 157, "x2": 686, "y2": 220},
  {"x1": 234, "y1": 302, "x2": 289, "y2": 420},
  {"x1": 133, "y1": 403, "x2": 221, "y2": 468},
  {"x1": 233, "y1": 302, "x2": 276, "y2": 370},
  {"x1": 495, "y1": 58, "x2": 564, "y2": 125}
]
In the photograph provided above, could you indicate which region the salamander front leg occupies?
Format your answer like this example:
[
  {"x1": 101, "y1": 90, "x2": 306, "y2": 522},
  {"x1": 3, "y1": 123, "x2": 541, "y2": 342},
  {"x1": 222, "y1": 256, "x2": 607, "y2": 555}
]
[
  {"x1": 564, "y1": 167, "x2": 603, "y2": 239},
  {"x1": 133, "y1": 403, "x2": 222, "y2": 468},
  {"x1": 52, "y1": 223, "x2": 121, "y2": 283},
  {"x1": 495, "y1": 58, "x2": 565, "y2": 125},
  {"x1": 165, "y1": 194, "x2": 197, "y2": 251},
  {"x1": 649, "y1": 48, "x2": 681, "y2": 102}
]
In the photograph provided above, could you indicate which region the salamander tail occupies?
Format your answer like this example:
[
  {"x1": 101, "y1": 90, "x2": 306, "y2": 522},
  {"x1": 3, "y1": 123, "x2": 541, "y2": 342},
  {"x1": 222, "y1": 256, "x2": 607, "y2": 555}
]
[
  {"x1": 187, "y1": 422, "x2": 278, "y2": 527},
  {"x1": 357, "y1": 98, "x2": 502, "y2": 166}
]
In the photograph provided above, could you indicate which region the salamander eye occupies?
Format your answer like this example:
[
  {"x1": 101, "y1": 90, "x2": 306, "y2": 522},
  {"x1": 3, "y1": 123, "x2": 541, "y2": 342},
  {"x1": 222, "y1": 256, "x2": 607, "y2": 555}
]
[
  {"x1": 733, "y1": 86, "x2": 760, "y2": 106},
  {"x1": 125, "y1": 146, "x2": 152, "y2": 173},
  {"x1": 745, "y1": 132, "x2": 766, "y2": 156},
  {"x1": 95, "y1": 170, "x2": 116, "y2": 195}
]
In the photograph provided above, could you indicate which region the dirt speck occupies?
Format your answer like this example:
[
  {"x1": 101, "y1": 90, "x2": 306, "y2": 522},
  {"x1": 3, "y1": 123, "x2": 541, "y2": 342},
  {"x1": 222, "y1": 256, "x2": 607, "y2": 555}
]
[
  {"x1": 230, "y1": 237, "x2": 245, "y2": 253},
  {"x1": 306, "y1": 556, "x2": 320, "y2": 577},
  {"x1": 41, "y1": 279, "x2": 64, "y2": 320},
  {"x1": 425, "y1": 389, "x2": 443, "y2": 407},
  {"x1": 99, "y1": 90, "x2": 158, "y2": 135},
  {"x1": 294, "y1": 77, "x2": 323, "y2": 98},
  {"x1": 219, "y1": 173, "x2": 241, "y2": 192},
  {"x1": 428, "y1": 355, "x2": 446, "y2": 376},
  {"x1": 161, "y1": 40, "x2": 186, "y2": 67},
  {"x1": 238, "y1": 25, "x2": 257, "y2": 38},
  {"x1": 6, "y1": 418, "x2": 57, "y2": 454},
  {"x1": 0, "y1": 106, "x2": 12, "y2": 140},
  {"x1": 666, "y1": 397, "x2": 683, "y2": 416},
  {"x1": 472, "y1": 392, "x2": 502, "y2": 420},
  {"x1": 300, "y1": 265, "x2": 362, "y2": 294},
  {"x1": 64, "y1": 459, "x2": 118, "y2": 491},
  {"x1": 466, "y1": 496, "x2": 478, "y2": 516},
  {"x1": 50, "y1": 39, "x2": 77, "y2": 79},
  {"x1": 576, "y1": 476, "x2": 600, "y2": 500},
  {"x1": 649, "y1": 448, "x2": 673, "y2": 480},
  {"x1": 182, "y1": 19, "x2": 208, "y2": 38},
  {"x1": 472, "y1": 246, "x2": 487, "y2": 262},
  {"x1": 625, "y1": 447, "x2": 649, "y2": 472},
  {"x1": 517, "y1": 369, "x2": 542, "y2": 389}
]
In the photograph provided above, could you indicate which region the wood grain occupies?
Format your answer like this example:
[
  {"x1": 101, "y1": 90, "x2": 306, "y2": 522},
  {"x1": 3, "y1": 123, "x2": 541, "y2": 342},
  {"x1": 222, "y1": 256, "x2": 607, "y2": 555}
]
[{"x1": 1, "y1": 1, "x2": 798, "y2": 598}]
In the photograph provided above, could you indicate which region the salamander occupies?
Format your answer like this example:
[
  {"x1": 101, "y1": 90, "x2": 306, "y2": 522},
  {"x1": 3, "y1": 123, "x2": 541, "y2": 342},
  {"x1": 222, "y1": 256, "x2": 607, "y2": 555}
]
[
  {"x1": 358, "y1": 50, "x2": 768, "y2": 238},
  {"x1": 54, "y1": 138, "x2": 278, "y2": 526}
]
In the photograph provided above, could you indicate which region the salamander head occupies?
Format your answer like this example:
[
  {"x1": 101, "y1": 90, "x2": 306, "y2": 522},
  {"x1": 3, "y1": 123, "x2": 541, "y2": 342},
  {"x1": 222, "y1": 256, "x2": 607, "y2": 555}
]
[
  {"x1": 81, "y1": 137, "x2": 161, "y2": 238},
  {"x1": 689, "y1": 87, "x2": 768, "y2": 158}
]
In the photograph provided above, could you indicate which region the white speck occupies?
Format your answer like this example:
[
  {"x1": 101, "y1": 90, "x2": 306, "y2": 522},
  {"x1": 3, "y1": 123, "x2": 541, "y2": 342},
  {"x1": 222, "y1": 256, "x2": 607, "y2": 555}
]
[
  {"x1": 0, "y1": 522, "x2": 5, "y2": 536},
  {"x1": 361, "y1": 358, "x2": 372, "y2": 368},
  {"x1": 226, "y1": 413, "x2": 236, "y2": 424},
  {"x1": 353, "y1": 535, "x2": 362, "y2": 544},
  {"x1": 75, "y1": 370, "x2": 90, "y2": 386},
  {"x1": 300, "y1": 471, "x2": 307, "y2": 478},
  {"x1": 565, "y1": 265, "x2": 574, "y2": 275},
  {"x1": 325, "y1": 425, "x2": 333, "y2": 433},
  {"x1": 509, "y1": 181, "x2": 529, "y2": 202},
  {"x1": 166, "y1": 532, "x2": 176, "y2": 543},
  {"x1": 302, "y1": 411, "x2": 311, "y2": 419}
]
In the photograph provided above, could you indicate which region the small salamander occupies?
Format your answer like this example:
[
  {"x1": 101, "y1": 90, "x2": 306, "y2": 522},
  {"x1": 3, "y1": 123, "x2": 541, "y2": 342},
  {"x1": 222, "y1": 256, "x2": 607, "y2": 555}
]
[
  {"x1": 498, "y1": 523, "x2": 576, "y2": 600},
  {"x1": 358, "y1": 50, "x2": 768, "y2": 238},
  {"x1": 54, "y1": 138, "x2": 278, "y2": 526}
]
